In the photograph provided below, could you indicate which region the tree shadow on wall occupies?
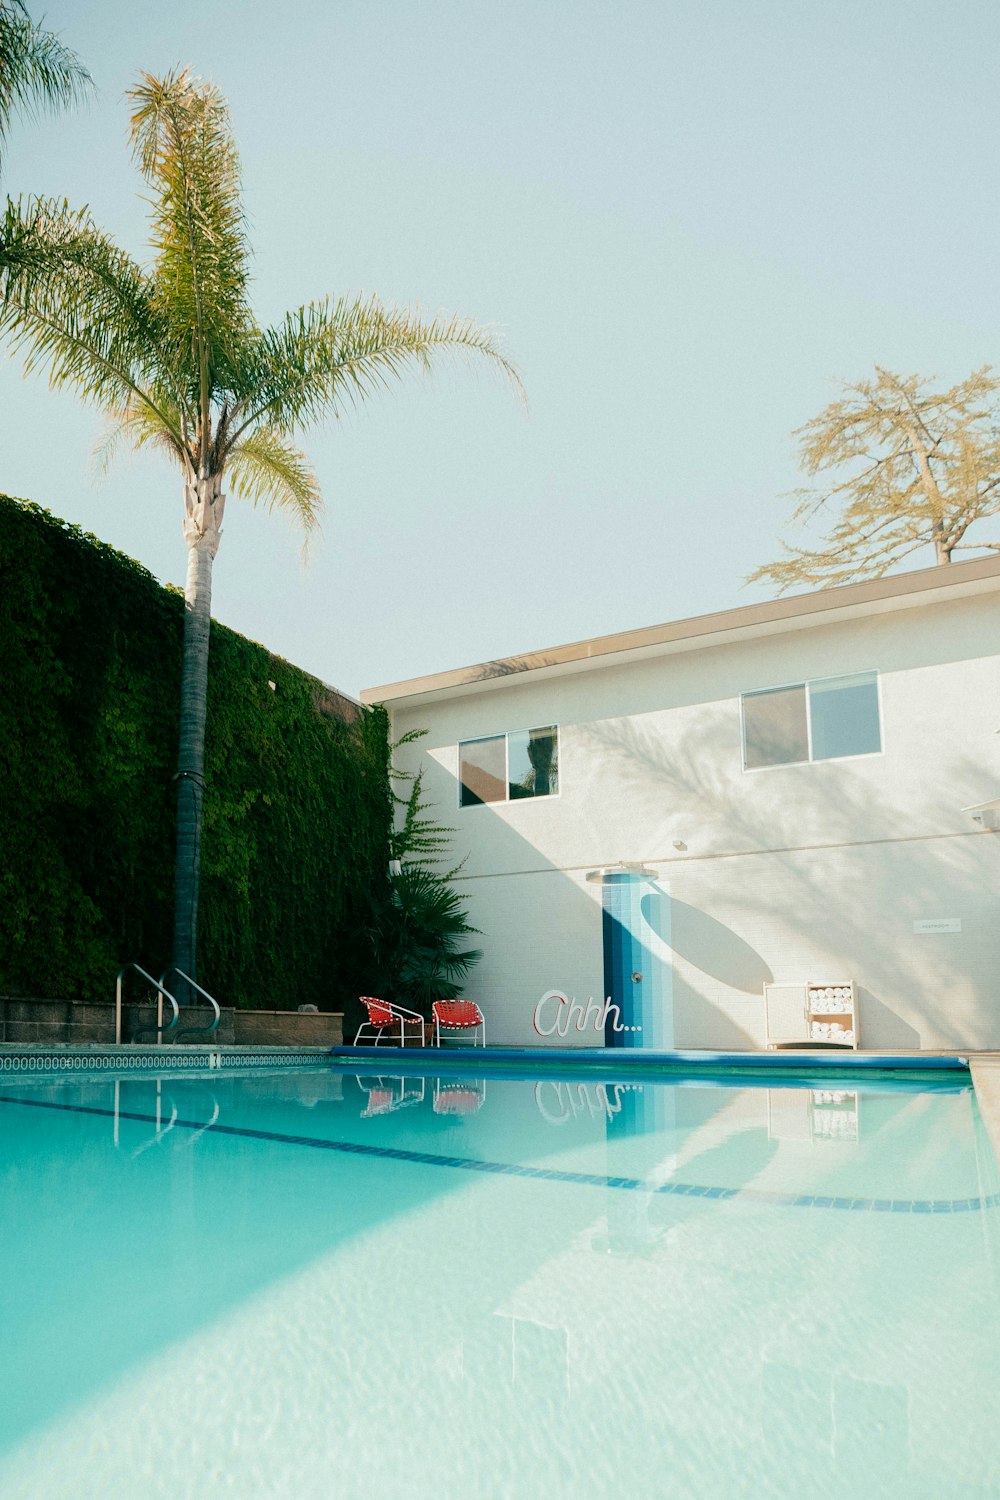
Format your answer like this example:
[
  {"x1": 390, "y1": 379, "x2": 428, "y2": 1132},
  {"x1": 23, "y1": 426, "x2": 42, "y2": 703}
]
[{"x1": 581, "y1": 710, "x2": 998, "y2": 1047}]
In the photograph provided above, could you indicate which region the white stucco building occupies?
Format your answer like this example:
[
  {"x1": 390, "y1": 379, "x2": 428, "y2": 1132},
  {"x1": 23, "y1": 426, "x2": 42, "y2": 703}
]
[{"x1": 362, "y1": 557, "x2": 1000, "y2": 1052}]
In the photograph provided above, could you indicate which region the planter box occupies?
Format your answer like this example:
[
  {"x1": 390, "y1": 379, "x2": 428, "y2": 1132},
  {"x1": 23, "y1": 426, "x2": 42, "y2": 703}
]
[
  {"x1": 233, "y1": 1010, "x2": 343, "y2": 1047},
  {"x1": 0, "y1": 995, "x2": 342, "y2": 1049}
]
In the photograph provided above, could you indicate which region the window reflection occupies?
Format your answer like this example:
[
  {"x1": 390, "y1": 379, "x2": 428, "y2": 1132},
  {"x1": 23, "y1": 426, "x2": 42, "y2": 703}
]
[
  {"x1": 742, "y1": 673, "x2": 881, "y2": 768},
  {"x1": 459, "y1": 727, "x2": 559, "y2": 805},
  {"x1": 743, "y1": 685, "x2": 808, "y2": 768},
  {"x1": 459, "y1": 736, "x2": 506, "y2": 806},
  {"x1": 810, "y1": 672, "x2": 881, "y2": 760},
  {"x1": 508, "y1": 726, "x2": 558, "y2": 799}
]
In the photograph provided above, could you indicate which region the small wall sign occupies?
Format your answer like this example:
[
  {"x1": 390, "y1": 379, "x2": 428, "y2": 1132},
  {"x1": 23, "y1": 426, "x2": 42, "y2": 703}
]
[{"x1": 912, "y1": 918, "x2": 962, "y2": 934}]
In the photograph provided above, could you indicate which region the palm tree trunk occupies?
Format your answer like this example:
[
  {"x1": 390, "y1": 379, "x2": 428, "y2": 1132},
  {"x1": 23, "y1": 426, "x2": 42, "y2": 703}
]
[{"x1": 172, "y1": 474, "x2": 225, "y2": 996}]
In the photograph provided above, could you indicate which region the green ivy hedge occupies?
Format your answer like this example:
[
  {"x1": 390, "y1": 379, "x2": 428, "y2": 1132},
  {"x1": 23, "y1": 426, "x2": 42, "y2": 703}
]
[{"x1": 0, "y1": 495, "x2": 391, "y2": 1010}]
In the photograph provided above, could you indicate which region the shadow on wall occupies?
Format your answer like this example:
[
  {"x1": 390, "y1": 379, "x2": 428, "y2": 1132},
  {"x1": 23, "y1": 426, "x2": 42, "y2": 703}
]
[
  {"x1": 420, "y1": 748, "x2": 773, "y2": 1048},
  {"x1": 645, "y1": 895, "x2": 773, "y2": 993},
  {"x1": 853, "y1": 989, "x2": 921, "y2": 1048},
  {"x1": 669, "y1": 975, "x2": 762, "y2": 1048},
  {"x1": 581, "y1": 710, "x2": 1000, "y2": 1047},
  {"x1": 434, "y1": 813, "x2": 605, "y2": 1047}
]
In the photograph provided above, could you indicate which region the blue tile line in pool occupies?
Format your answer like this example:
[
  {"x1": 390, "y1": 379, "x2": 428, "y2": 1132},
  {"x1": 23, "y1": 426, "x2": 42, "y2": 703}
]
[{"x1": 2, "y1": 1092, "x2": 997, "y2": 1215}]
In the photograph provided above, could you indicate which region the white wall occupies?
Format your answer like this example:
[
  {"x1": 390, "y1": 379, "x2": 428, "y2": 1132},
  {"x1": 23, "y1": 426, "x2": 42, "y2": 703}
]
[{"x1": 389, "y1": 591, "x2": 1000, "y2": 1050}]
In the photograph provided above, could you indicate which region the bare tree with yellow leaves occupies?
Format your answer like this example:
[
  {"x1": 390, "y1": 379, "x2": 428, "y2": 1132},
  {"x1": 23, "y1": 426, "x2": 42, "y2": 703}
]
[{"x1": 750, "y1": 366, "x2": 1000, "y2": 592}]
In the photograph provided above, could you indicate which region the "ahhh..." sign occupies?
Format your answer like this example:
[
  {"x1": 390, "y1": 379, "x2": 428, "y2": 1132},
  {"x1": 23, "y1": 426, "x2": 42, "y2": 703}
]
[{"x1": 532, "y1": 989, "x2": 642, "y2": 1038}]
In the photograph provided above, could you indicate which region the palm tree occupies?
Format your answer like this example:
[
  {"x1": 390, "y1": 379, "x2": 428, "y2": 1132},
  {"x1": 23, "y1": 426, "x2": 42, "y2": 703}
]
[
  {"x1": 0, "y1": 68, "x2": 521, "y2": 994},
  {"x1": 0, "y1": 1, "x2": 92, "y2": 169}
]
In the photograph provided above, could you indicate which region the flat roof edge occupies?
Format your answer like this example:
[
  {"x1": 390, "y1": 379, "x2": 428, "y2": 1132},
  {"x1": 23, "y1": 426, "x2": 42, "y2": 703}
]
[{"x1": 362, "y1": 554, "x2": 1000, "y2": 706}]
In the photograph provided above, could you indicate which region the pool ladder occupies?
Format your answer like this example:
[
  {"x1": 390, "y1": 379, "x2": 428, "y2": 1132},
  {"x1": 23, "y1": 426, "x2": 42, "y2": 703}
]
[{"x1": 115, "y1": 963, "x2": 222, "y2": 1045}]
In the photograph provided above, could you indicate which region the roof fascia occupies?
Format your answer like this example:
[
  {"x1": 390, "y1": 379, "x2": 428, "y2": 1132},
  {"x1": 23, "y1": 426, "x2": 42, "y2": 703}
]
[{"x1": 362, "y1": 555, "x2": 1000, "y2": 710}]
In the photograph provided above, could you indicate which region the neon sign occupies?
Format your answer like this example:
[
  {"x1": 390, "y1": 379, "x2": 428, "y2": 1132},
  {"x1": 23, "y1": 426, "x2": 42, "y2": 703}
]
[{"x1": 532, "y1": 988, "x2": 643, "y2": 1039}]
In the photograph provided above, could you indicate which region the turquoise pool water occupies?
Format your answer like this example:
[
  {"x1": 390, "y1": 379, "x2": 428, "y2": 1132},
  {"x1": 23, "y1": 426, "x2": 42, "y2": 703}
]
[{"x1": 0, "y1": 1063, "x2": 997, "y2": 1498}]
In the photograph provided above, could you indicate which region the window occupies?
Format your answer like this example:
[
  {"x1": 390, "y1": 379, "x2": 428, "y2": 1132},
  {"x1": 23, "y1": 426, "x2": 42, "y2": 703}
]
[
  {"x1": 459, "y1": 726, "x2": 559, "y2": 806},
  {"x1": 741, "y1": 672, "x2": 880, "y2": 769}
]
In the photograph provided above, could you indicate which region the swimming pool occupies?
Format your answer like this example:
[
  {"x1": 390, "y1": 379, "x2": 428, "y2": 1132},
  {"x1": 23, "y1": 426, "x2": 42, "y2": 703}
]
[{"x1": 1, "y1": 1060, "x2": 997, "y2": 1498}]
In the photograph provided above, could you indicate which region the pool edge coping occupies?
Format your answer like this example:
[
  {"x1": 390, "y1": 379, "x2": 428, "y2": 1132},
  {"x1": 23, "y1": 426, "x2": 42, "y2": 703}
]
[
  {"x1": 969, "y1": 1057, "x2": 1000, "y2": 1166},
  {"x1": 330, "y1": 1043, "x2": 973, "y2": 1075}
]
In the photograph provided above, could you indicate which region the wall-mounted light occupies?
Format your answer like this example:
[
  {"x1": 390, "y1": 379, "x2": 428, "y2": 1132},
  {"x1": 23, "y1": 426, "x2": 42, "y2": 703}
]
[
  {"x1": 672, "y1": 840, "x2": 687, "y2": 851},
  {"x1": 962, "y1": 798, "x2": 1000, "y2": 831}
]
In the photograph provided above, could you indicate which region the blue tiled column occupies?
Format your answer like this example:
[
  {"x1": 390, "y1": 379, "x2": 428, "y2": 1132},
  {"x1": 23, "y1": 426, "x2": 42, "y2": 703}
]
[{"x1": 598, "y1": 871, "x2": 672, "y2": 1049}]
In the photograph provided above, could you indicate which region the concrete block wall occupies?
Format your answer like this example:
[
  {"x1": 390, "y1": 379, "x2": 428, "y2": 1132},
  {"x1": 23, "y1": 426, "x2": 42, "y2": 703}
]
[
  {"x1": 0, "y1": 996, "x2": 343, "y2": 1048},
  {"x1": 0, "y1": 997, "x2": 117, "y2": 1045},
  {"x1": 232, "y1": 1010, "x2": 343, "y2": 1047}
]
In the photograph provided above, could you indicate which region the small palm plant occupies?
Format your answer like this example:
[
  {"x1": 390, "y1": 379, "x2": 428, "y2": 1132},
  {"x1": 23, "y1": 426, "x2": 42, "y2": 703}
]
[
  {"x1": 368, "y1": 757, "x2": 482, "y2": 1019},
  {"x1": 0, "y1": 1, "x2": 92, "y2": 171},
  {"x1": 373, "y1": 863, "x2": 483, "y2": 1017},
  {"x1": 0, "y1": 68, "x2": 520, "y2": 991}
]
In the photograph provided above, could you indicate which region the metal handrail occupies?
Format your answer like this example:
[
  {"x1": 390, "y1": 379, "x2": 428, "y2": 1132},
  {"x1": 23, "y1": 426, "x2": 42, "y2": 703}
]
[
  {"x1": 159, "y1": 966, "x2": 222, "y2": 1036},
  {"x1": 115, "y1": 963, "x2": 180, "y2": 1046}
]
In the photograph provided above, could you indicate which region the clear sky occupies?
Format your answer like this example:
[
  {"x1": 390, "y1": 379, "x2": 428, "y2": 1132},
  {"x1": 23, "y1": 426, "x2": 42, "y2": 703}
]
[{"x1": 3, "y1": 0, "x2": 999, "y2": 696}]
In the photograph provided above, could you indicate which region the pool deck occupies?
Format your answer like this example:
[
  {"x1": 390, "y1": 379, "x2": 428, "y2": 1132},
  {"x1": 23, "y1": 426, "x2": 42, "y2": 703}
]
[{"x1": 970, "y1": 1054, "x2": 1000, "y2": 1163}]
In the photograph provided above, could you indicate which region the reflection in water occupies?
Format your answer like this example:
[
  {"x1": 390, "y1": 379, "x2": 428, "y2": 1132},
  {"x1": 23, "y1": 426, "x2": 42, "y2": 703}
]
[
  {"x1": 768, "y1": 1087, "x2": 860, "y2": 1142},
  {"x1": 533, "y1": 1079, "x2": 637, "y2": 1126},
  {"x1": 433, "y1": 1077, "x2": 487, "y2": 1115},
  {"x1": 355, "y1": 1074, "x2": 488, "y2": 1117},
  {"x1": 358, "y1": 1074, "x2": 426, "y2": 1115}
]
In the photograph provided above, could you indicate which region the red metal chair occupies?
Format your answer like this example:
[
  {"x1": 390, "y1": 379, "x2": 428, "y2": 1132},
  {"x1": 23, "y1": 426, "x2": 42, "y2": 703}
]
[
  {"x1": 431, "y1": 999, "x2": 486, "y2": 1048},
  {"x1": 354, "y1": 996, "x2": 424, "y2": 1047}
]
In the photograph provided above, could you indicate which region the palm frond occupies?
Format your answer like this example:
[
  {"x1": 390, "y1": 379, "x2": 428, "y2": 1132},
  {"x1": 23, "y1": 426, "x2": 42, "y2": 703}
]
[
  {"x1": 229, "y1": 294, "x2": 524, "y2": 442},
  {"x1": 0, "y1": 68, "x2": 523, "y2": 557},
  {"x1": 92, "y1": 391, "x2": 189, "y2": 481},
  {"x1": 0, "y1": 196, "x2": 186, "y2": 445},
  {"x1": 128, "y1": 68, "x2": 253, "y2": 418},
  {"x1": 0, "y1": 2, "x2": 92, "y2": 167},
  {"x1": 390, "y1": 765, "x2": 457, "y2": 869},
  {"x1": 226, "y1": 426, "x2": 321, "y2": 532}
]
